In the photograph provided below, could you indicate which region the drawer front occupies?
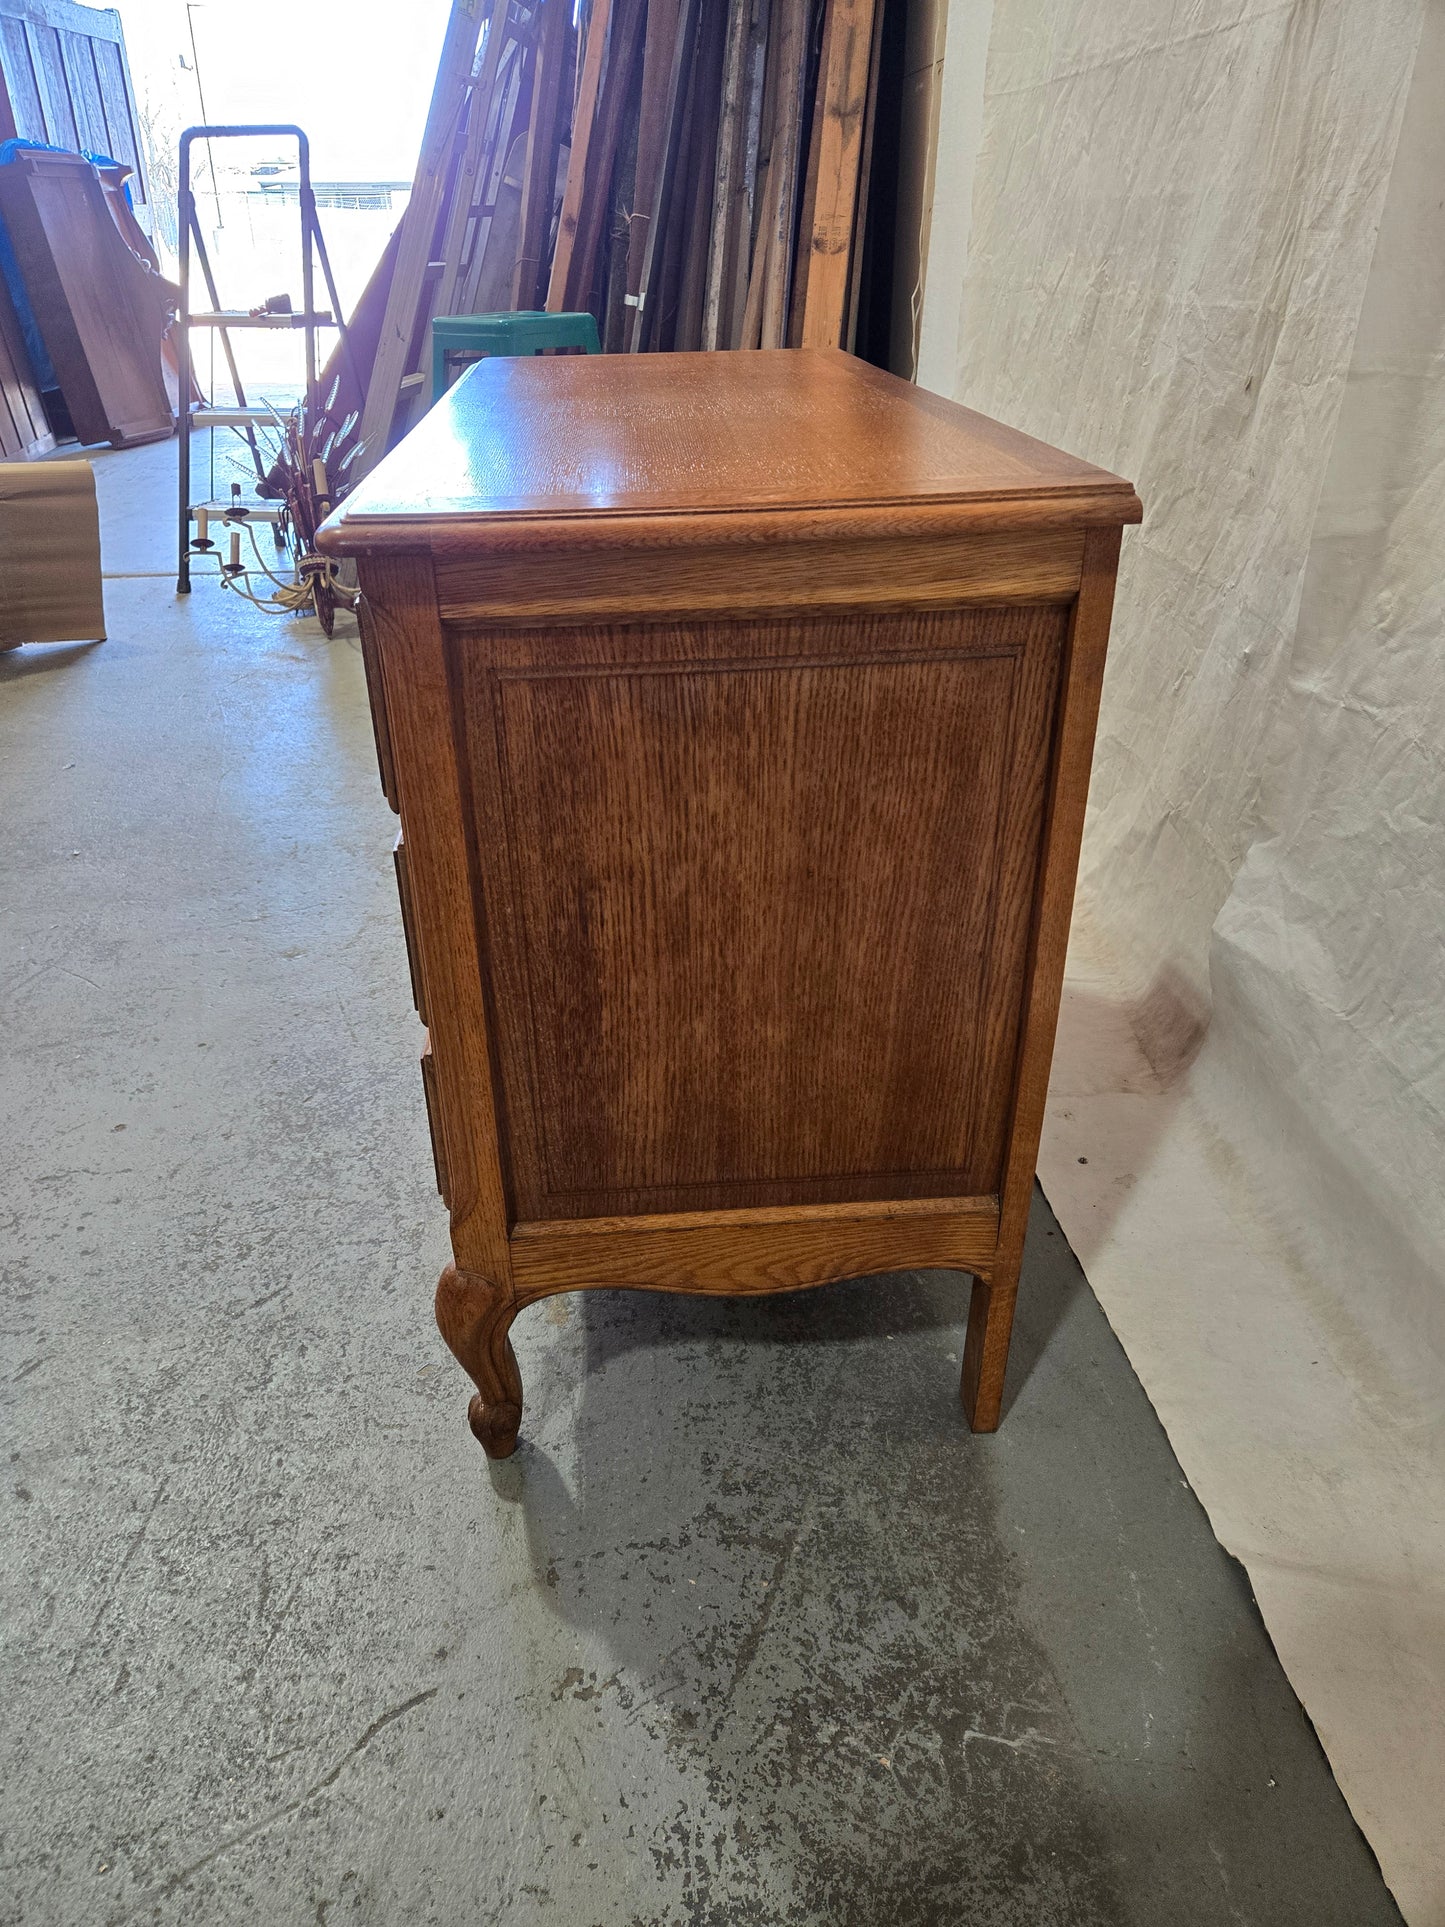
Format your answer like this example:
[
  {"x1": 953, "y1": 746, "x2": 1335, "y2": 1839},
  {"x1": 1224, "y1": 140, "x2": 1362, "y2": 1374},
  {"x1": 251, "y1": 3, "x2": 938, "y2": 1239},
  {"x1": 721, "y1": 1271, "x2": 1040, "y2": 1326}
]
[
  {"x1": 419, "y1": 1037, "x2": 450, "y2": 1207},
  {"x1": 358, "y1": 599, "x2": 400, "y2": 812},
  {"x1": 392, "y1": 830, "x2": 429, "y2": 1026}
]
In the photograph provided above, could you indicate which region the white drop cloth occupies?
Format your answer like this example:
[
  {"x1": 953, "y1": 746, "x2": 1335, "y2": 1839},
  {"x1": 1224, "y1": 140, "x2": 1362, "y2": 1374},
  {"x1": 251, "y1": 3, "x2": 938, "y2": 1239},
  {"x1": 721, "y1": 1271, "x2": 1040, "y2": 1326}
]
[{"x1": 924, "y1": 0, "x2": 1445, "y2": 1915}]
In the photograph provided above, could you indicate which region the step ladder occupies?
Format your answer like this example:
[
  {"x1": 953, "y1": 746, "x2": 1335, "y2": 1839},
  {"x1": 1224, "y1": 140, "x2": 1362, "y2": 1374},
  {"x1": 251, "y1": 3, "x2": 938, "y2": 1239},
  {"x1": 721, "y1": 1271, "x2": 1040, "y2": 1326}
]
[{"x1": 175, "y1": 124, "x2": 348, "y2": 594}]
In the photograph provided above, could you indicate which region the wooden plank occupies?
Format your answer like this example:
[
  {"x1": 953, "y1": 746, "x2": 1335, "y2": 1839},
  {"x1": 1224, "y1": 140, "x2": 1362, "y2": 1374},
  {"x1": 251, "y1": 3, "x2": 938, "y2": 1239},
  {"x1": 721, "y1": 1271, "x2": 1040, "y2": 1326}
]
[
  {"x1": 355, "y1": 0, "x2": 487, "y2": 476},
  {"x1": 758, "y1": 0, "x2": 807, "y2": 349},
  {"x1": 435, "y1": 528, "x2": 1084, "y2": 625},
  {"x1": 0, "y1": 15, "x2": 43, "y2": 141},
  {"x1": 91, "y1": 37, "x2": 139, "y2": 179},
  {"x1": 544, "y1": 0, "x2": 611, "y2": 310},
  {"x1": 456, "y1": 48, "x2": 529, "y2": 315},
  {"x1": 629, "y1": 0, "x2": 700, "y2": 351},
  {"x1": 738, "y1": 150, "x2": 773, "y2": 348},
  {"x1": 700, "y1": 0, "x2": 751, "y2": 350},
  {"x1": 622, "y1": 0, "x2": 680, "y2": 348},
  {"x1": 843, "y1": 0, "x2": 883, "y2": 352},
  {"x1": 23, "y1": 17, "x2": 75, "y2": 148},
  {"x1": 560, "y1": 0, "x2": 647, "y2": 315},
  {"x1": 57, "y1": 27, "x2": 104, "y2": 152},
  {"x1": 510, "y1": 1198, "x2": 1000, "y2": 1298},
  {"x1": 512, "y1": 0, "x2": 570, "y2": 310},
  {"x1": 800, "y1": 0, "x2": 876, "y2": 348},
  {"x1": 671, "y1": 0, "x2": 727, "y2": 351},
  {"x1": 0, "y1": 145, "x2": 170, "y2": 447},
  {"x1": 787, "y1": 0, "x2": 829, "y2": 345},
  {"x1": 430, "y1": 3, "x2": 516, "y2": 327}
]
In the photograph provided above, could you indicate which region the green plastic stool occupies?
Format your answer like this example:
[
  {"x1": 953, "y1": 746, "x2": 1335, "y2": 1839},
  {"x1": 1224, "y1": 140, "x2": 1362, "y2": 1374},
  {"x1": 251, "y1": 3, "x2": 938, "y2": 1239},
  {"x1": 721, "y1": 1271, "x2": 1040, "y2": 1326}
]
[{"x1": 431, "y1": 310, "x2": 601, "y2": 400}]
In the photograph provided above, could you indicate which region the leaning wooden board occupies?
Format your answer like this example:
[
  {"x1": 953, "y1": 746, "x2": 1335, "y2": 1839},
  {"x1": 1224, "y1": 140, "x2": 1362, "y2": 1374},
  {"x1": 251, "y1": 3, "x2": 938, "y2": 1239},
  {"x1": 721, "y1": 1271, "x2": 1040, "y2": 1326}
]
[
  {"x1": 0, "y1": 145, "x2": 170, "y2": 447},
  {"x1": 0, "y1": 262, "x2": 51, "y2": 459},
  {"x1": 318, "y1": 348, "x2": 1142, "y2": 1461}
]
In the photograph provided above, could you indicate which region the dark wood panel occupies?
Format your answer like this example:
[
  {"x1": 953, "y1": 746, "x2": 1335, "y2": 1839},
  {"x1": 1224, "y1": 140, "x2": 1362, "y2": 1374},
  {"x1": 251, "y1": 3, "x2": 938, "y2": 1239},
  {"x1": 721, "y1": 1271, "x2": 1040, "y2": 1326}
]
[
  {"x1": 465, "y1": 603, "x2": 1065, "y2": 1219},
  {"x1": 0, "y1": 263, "x2": 52, "y2": 458},
  {"x1": 0, "y1": 145, "x2": 170, "y2": 447}
]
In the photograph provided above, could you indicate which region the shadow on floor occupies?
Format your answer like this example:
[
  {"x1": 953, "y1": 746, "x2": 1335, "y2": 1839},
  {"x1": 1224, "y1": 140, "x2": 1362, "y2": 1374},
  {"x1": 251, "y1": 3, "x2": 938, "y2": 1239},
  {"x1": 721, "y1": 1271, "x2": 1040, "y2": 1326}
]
[{"x1": 467, "y1": 1194, "x2": 1400, "y2": 1927}]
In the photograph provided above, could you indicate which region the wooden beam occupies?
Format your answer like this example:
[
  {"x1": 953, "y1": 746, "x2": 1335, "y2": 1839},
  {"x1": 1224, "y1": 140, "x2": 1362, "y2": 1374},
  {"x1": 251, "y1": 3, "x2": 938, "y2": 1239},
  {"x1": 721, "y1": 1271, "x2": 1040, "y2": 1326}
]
[
  {"x1": 431, "y1": 0, "x2": 516, "y2": 327},
  {"x1": 700, "y1": 0, "x2": 752, "y2": 350},
  {"x1": 561, "y1": 0, "x2": 647, "y2": 314},
  {"x1": 758, "y1": 0, "x2": 807, "y2": 349},
  {"x1": 843, "y1": 0, "x2": 884, "y2": 352},
  {"x1": 513, "y1": 0, "x2": 571, "y2": 310},
  {"x1": 356, "y1": 0, "x2": 488, "y2": 474},
  {"x1": 628, "y1": 0, "x2": 700, "y2": 351},
  {"x1": 800, "y1": 0, "x2": 877, "y2": 349},
  {"x1": 623, "y1": 0, "x2": 681, "y2": 348},
  {"x1": 545, "y1": 0, "x2": 613, "y2": 310}
]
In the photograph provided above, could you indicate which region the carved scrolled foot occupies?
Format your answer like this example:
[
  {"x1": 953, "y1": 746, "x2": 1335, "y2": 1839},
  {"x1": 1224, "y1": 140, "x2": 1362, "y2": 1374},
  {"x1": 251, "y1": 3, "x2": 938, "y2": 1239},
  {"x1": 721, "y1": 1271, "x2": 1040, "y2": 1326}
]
[{"x1": 434, "y1": 1264, "x2": 524, "y2": 1459}]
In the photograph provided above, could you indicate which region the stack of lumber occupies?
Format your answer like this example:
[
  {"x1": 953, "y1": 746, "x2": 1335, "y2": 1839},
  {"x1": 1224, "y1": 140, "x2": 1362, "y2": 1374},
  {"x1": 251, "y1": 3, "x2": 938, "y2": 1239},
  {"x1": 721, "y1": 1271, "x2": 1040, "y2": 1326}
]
[{"x1": 333, "y1": 0, "x2": 883, "y2": 476}]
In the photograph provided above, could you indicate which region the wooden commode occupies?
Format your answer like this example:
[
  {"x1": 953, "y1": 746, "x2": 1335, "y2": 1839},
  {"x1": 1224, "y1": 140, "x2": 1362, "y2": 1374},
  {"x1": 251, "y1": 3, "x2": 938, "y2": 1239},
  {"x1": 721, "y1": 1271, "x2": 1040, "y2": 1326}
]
[{"x1": 317, "y1": 348, "x2": 1141, "y2": 1459}]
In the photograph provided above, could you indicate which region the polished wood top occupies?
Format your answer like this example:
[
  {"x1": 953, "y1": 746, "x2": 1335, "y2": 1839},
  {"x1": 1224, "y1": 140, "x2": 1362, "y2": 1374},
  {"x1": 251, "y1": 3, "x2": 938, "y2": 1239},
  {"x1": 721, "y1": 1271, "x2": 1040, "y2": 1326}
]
[{"x1": 319, "y1": 350, "x2": 1140, "y2": 553}]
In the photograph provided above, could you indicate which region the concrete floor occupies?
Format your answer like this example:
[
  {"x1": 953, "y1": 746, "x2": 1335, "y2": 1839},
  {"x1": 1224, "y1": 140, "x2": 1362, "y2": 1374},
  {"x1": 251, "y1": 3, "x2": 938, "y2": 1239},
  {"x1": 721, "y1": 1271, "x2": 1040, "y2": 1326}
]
[{"x1": 0, "y1": 440, "x2": 1404, "y2": 1926}]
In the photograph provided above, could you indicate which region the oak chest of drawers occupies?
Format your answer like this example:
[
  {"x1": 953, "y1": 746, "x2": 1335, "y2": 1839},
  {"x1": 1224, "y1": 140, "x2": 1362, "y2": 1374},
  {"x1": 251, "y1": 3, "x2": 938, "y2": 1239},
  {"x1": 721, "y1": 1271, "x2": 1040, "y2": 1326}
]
[{"x1": 318, "y1": 348, "x2": 1140, "y2": 1458}]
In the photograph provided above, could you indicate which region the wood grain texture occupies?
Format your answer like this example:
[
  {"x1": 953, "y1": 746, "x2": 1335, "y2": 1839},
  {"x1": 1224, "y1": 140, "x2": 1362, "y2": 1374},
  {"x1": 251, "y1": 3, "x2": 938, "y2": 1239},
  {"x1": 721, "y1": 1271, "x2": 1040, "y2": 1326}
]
[
  {"x1": 435, "y1": 527, "x2": 1083, "y2": 623},
  {"x1": 320, "y1": 349, "x2": 1142, "y2": 540},
  {"x1": 319, "y1": 350, "x2": 1141, "y2": 1454},
  {"x1": 561, "y1": 0, "x2": 647, "y2": 315},
  {"x1": 512, "y1": 0, "x2": 570, "y2": 309},
  {"x1": 545, "y1": 0, "x2": 612, "y2": 310},
  {"x1": 361, "y1": 555, "x2": 513, "y2": 1285},
  {"x1": 462, "y1": 604, "x2": 1063, "y2": 1221},
  {"x1": 799, "y1": 0, "x2": 876, "y2": 348},
  {"x1": 962, "y1": 522, "x2": 1125, "y2": 1431},
  {"x1": 624, "y1": 0, "x2": 681, "y2": 345},
  {"x1": 758, "y1": 0, "x2": 806, "y2": 349},
  {"x1": 509, "y1": 1197, "x2": 999, "y2": 1296},
  {"x1": 434, "y1": 1264, "x2": 523, "y2": 1457},
  {"x1": 0, "y1": 145, "x2": 170, "y2": 447}
]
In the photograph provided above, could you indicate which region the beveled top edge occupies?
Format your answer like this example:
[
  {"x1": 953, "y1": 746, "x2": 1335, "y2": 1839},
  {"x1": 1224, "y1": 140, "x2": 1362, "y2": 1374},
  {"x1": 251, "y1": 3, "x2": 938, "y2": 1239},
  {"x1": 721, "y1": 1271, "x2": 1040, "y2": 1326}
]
[{"x1": 319, "y1": 349, "x2": 1143, "y2": 554}]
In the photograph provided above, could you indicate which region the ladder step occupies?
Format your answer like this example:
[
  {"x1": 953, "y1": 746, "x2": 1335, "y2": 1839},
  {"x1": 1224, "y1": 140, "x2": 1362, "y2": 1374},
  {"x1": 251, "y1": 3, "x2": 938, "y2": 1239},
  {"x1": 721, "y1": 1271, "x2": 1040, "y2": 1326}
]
[
  {"x1": 399, "y1": 371, "x2": 426, "y2": 393},
  {"x1": 190, "y1": 407, "x2": 280, "y2": 427},
  {"x1": 187, "y1": 310, "x2": 336, "y2": 329},
  {"x1": 189, "y1": 500, "x2": 285, "y2": 522}
]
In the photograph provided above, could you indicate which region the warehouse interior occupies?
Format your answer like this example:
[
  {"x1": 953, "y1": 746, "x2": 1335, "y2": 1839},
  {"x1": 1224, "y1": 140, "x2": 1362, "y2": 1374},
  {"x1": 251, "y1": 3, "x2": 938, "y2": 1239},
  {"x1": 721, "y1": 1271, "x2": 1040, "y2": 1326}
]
[{"x1": 2, "y1": 1, "x2": 1442, "y2": 1923}]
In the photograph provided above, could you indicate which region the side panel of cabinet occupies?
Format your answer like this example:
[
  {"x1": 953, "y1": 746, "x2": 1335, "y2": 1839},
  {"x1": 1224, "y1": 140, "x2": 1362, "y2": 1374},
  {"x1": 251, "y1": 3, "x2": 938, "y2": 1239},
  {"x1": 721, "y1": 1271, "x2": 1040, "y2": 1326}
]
[{"x1": 457, "y1": 602, "x2": 1066, "y2": 1222}]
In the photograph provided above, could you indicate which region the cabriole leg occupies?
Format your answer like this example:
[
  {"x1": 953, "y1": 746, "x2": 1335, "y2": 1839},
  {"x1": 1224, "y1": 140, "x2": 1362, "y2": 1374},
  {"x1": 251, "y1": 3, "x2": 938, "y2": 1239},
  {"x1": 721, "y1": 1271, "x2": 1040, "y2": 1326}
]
[
  {"x1": 961, "y1": 1263, "x2": 1020, "y2": 1433},
  {"x1": 434, "y1": 1265, "x2": 524, "y2": 1458}
]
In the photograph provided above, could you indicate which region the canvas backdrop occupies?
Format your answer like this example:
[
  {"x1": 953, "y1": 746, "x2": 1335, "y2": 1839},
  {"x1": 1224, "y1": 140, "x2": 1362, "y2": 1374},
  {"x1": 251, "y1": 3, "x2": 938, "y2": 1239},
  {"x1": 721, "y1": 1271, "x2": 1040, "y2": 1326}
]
[{"x1": 921, "y1": 1, "x2": 1445, "y2": 1918}]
